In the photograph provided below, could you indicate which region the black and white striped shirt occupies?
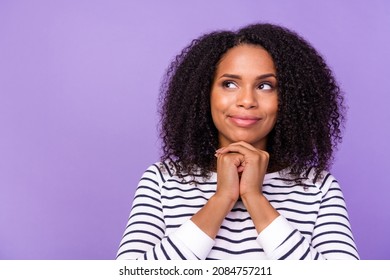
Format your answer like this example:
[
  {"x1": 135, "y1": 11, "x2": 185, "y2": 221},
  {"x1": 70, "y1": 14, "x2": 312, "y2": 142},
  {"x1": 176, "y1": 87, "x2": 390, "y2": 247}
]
[{"x1": 116, "y1": 162, "x2": 359, "y2": 260}]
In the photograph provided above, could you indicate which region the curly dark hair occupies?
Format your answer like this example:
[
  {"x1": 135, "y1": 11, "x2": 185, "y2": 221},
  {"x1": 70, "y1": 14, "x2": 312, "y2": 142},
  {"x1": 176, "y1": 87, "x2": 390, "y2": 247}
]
[{"x1": 158, "y1": 23, "x2": 345, "y2": 182}]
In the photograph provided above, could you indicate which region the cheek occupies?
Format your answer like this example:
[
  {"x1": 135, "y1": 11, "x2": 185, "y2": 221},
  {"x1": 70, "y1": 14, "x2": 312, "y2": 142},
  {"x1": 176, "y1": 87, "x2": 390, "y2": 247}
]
[
  {"x1": 210, "y1": 93, "x2": 219, "y2": 124},
  {"x1": 265, "y1": 96, "x2": 279, "y2": 115},
  {"x1": 210, "y1": 93, "x2": 232, "y2": 130},
  {"x1": 210, "y1": 93, "x2": 225, "y2": 116},
  {"x1": 211, "y1": 91, "x2": 234, "y2": 112}
]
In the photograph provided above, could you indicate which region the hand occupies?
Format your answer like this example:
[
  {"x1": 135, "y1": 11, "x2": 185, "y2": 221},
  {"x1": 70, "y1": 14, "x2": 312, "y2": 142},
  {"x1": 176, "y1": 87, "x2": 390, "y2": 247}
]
[
  {"x1": 215, "y1": 141, "x2": 269, "y2": 200},
  {"x1": 193, "y1": 141, "x2": 276, "y2": 237},
  {"x1": 213, "y1": 148, "x2": 242, "y2": 206},
  {"x1": 213, "y1": 141, "x2": 279, "y2": 234}
]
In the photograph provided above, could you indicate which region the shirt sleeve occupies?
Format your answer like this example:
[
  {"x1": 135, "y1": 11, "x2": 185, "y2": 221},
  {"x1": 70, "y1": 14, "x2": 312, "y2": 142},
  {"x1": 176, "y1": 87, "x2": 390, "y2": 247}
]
[
  {"x1": 116, "y1": 164, "x2": 215, "y2": 260},
  {"x1": 256, "y1": 174, "x2": 359, "y2": 260}
]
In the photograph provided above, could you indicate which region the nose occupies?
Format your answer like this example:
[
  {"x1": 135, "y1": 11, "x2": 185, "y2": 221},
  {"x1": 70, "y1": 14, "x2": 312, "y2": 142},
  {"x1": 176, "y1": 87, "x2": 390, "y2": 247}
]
[{"x1": 236, "y1": 87, "x2": 258, "y2": 109}]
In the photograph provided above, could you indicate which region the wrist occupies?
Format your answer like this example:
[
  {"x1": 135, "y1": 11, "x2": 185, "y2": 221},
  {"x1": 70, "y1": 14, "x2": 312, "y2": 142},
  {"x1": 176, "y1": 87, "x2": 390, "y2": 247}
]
[
  {"x1": 191, "y1": 194, "x2": 235, "y2": 239},
  {"x1": 211, "y1": 193, "x2": 237, "y2": 214},
  {"x1": 240, "y1": 191, "x2": 263, "y2": 205},
  {"x1": 241, "y1": 193, "x2": 279, "y2": 233}
]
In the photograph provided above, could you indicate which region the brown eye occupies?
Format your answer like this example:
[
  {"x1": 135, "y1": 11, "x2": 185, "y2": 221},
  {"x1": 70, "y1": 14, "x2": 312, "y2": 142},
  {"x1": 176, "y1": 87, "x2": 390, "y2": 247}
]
[
  {"x1": 222, "y1": 81, "x2": 238, "y2": 89},
  {"x1": 258, "y1": 83, "x2": 273, "y2": 90}
]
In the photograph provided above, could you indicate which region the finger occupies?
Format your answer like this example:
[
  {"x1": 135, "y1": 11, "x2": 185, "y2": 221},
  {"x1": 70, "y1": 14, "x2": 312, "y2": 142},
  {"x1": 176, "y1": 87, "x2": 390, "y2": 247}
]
[
  {"x1": 229, "y1": 141, "x2": 258, "y2": 152},
  {"x1": 217, "y1": 143, "x2": 265, "y2": 158},
  {"x1": 216, "y1": 141, "x2": 264, "y2": 156},
  {"x1": 217, "y1": 151, "x2": 245, "y2": 167},
  {"x1": 215, "y1": 144, "x2": 250, "y2": 156}
]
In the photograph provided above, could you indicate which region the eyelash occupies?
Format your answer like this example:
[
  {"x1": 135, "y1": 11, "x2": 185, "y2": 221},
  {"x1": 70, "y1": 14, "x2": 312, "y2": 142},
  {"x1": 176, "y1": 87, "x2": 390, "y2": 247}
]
[
  {"x1": 222, "y1": 81, "x2": 274, "y2": 90},
  {"x1": 222, "y1": 81, "x2": 237, "y2": 89},
  {"x1": 258, "y1": 83, "x2": 273, "y2": 90}
]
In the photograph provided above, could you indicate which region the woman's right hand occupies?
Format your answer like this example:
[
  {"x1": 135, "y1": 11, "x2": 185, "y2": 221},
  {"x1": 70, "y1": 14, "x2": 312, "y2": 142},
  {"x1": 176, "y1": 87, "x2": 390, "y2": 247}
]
[
  {"x1": 190, "y1": 148, "x2": 242, "y2": 239},
  {"x1": 213, "y1": 149, "x2": 243, "y2": 208}
]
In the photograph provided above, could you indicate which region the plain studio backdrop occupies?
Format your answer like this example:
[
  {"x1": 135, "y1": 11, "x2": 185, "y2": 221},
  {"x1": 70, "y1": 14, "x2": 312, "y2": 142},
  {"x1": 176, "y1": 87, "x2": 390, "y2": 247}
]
[{"x1": 0, "y1": 0, "x2": 389, "y2": 260}]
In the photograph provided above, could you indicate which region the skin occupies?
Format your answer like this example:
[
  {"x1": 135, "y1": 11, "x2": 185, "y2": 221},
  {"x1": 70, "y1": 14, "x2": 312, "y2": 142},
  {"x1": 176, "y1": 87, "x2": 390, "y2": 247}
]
[{"x1": 191, "y1": 44, "x2": 280, "y2": 239}]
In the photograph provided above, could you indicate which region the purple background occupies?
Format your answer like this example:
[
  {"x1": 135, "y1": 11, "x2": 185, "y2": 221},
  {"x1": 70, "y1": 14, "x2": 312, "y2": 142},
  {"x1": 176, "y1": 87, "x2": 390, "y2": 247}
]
[{"x1": 0, "y1": 0, "x2": 389, "y2": 260}]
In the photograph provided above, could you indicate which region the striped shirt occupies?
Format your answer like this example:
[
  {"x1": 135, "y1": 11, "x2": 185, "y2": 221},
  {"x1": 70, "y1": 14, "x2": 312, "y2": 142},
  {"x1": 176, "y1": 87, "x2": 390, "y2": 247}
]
[{"x1": 116, "y1": 161, "x2": 359, "y2": 260}]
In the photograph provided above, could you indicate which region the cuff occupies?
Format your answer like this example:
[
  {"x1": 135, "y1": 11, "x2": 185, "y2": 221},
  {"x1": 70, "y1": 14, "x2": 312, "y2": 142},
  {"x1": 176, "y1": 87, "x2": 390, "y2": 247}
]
[
  {"x1": 171, "y1": 219, "x2": 215, "y2": 259},
  {"x1": 256, "y1": 215, "x2": 295, "y2": 254}
]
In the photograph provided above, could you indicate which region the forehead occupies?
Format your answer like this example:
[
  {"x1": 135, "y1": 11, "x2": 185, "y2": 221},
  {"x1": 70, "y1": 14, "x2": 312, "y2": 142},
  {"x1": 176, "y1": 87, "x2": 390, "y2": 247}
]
[{"x1": 216, "y1": 44, "x2": 276, "y2": 74}]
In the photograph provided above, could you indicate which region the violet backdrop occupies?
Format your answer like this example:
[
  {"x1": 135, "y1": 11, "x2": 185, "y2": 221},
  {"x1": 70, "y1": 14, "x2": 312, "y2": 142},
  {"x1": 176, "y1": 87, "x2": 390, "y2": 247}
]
[{"x1": 0, "y1": 0, "x2": 389, "y2": 259}]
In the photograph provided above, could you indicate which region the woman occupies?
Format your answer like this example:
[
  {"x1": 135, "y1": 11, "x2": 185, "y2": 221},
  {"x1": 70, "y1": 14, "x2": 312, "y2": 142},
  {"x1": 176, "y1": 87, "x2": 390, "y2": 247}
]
[{"x1": 116, "y1": 23, "x2": 359, "y2": 260}]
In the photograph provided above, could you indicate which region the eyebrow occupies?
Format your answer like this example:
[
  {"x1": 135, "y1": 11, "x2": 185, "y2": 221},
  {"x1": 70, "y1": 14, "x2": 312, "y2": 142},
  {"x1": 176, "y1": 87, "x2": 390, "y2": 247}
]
[{"x1": 219, "y1": 73, "x2": 277, "y2": 80}]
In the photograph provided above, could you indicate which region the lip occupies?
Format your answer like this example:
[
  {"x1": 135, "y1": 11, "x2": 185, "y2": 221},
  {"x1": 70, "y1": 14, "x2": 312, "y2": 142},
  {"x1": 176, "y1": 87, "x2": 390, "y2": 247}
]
[{"x1": 228, "y1": 115, "x2": 261, "y2": 127}]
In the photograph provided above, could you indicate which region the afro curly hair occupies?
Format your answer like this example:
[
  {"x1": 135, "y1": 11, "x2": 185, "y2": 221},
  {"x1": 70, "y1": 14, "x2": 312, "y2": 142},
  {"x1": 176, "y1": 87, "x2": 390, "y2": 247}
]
[{"x1": 158, "y1": 23, "x2": 345, "y2": 182}]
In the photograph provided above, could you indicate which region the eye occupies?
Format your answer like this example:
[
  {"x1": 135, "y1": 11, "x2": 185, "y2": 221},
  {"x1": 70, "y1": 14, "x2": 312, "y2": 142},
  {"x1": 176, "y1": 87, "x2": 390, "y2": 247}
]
[
  {"x1": 258, "y1": 83, "x2": 273, "y2": 90},
  {"x1": 222, "y1": 81, "x2": 238, "y2": 89}
]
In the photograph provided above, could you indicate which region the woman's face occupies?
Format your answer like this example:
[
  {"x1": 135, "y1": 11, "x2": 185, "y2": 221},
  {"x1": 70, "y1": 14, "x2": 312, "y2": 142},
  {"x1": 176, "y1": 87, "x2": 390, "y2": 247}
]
[{"x1": 210, "y1": 44, "x2": 278, "y2": 150}]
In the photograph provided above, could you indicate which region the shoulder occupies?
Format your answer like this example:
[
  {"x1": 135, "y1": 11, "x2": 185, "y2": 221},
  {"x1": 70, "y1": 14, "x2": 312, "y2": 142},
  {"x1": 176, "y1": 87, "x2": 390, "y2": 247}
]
[
  {"x1": 140, "y1": 161, "x2": 172, "y2": 184},
  {"x1": 141, "y1": 160, "x2": 197, "y2": 184},
  {"x1": 150, "y1": 160, "x2": 215, "y2": 185},
  {"x1": 304, "y1": 168, "x2": 340, "y2": 195},
  {"x1": 269, "y1": 167, "x2": 340, "y2": 193}
]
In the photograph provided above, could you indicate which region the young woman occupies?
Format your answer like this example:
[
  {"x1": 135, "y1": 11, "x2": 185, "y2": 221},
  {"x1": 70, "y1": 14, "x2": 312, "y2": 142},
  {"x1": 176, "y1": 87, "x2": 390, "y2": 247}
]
[{"x1": 116, "y1": 23, "x2": 359, "y2": 260}]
